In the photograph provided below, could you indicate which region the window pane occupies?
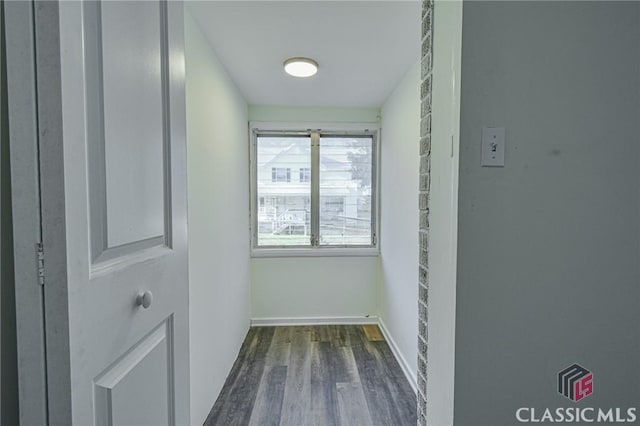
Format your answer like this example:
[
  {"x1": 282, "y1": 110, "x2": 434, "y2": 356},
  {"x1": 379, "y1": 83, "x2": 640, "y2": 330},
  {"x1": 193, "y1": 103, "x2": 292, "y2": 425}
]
[
  {"x1": 257, "y1": 136, "x2": 311, "y2": 246},
  {"x1": 319, "y1": 137, "x2": 373, "y2": 246},
  {"x1": 271, "y1": 167, "x2": 291, "y2": 182},
  {"x1": 299, "y1": 167, "x2": 310, "y2": 183}
]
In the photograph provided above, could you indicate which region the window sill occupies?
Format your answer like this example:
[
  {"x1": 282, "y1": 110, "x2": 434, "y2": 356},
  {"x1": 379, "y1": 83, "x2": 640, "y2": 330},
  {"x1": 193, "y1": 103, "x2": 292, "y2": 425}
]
[{"x1": 251, "y1": 247, "x2": 379, "y2": 258}]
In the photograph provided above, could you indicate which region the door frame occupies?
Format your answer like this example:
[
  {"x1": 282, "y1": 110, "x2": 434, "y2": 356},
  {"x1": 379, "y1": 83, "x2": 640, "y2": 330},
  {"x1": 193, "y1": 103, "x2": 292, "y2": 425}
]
[
  {"x1": 5, "y1": 1, "x2": 51, "y2": 424},
  {"x1": 31, "y1": 2, "x2": 74, "y2": 423}
]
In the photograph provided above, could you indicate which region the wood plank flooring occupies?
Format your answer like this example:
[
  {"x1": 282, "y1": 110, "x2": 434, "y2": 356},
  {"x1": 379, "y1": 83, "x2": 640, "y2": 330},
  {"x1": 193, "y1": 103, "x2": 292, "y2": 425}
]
[{"x1": 203, "y1": 325, "x2": 417, "y2": 426}]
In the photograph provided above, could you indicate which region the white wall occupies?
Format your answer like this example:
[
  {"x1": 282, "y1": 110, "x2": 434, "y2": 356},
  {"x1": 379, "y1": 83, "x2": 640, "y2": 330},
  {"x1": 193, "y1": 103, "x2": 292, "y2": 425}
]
[
  {"x1": 252, "y1": 257, "x2": 379, "y2": 319},
  {"x1": 455, "y1": 2, "x2": 640, "y2": 425},
  {"x1": 185, "y1": 10, "x2": 250, "y2": 425},
  {"x1": 249, "y1": 105, "x2": 381, "y2": 320},
  {"x1": 249, "y1": 105, "x2": 380, "y2": 124},
  {"x1": 425, "y1": 2, "x2": 462, "y2": 425},
  {"x1": 378, "y1": 61, "x2": 420, "y2": 383}
]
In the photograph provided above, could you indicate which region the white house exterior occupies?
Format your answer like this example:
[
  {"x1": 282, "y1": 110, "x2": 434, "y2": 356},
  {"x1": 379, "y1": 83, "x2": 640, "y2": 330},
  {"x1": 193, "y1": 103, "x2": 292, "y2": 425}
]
[{"x1": 256, "y1": 137, "x2": 370, "y2": 245}]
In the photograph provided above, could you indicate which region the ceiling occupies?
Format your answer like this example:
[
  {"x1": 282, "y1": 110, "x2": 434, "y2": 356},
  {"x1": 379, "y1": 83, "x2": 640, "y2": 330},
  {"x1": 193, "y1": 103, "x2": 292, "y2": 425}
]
[{"x1": 187, "y1": 1, "x2": 421, "y2": 108}]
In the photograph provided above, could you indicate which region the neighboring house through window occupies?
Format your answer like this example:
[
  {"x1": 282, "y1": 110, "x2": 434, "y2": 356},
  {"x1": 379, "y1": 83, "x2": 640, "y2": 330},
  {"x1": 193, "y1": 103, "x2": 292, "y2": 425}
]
[{"x1": 250, "y1": 123, "x2": 378, "y2": 255}]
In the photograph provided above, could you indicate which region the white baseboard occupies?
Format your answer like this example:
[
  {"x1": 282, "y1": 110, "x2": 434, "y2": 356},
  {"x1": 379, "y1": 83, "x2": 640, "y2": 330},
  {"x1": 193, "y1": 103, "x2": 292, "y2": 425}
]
[
  {"x1": 377, "y1": 318, "x2": 418, "y2": 394},
  {"x1": 250, "y1": 315, "x2": 379, "y2": 327}
]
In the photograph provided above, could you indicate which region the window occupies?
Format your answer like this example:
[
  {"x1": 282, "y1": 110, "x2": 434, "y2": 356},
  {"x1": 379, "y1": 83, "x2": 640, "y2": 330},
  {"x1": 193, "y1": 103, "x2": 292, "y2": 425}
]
[
  {"x1": 272, "y1": 167, "x2": 291, "y2": 182},
  {"x1": 299, "y1": 167, "x2": 311, "y2": 183},
  {"x1": 258, "y1": 137, "x2": 311, "y2": 246},
  {"x1": 320, "y1": 137, "x2": 373, "y2": 246},
  {"x1": 251, "y1": 125, "x2": 378, "y2": 255}
]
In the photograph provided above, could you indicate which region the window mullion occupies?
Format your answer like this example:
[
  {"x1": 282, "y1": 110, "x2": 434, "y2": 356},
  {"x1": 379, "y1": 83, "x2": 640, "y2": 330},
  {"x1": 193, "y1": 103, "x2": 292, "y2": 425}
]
[{"x1": 310, "y1": 132, "x2": 320, "y2": 246}]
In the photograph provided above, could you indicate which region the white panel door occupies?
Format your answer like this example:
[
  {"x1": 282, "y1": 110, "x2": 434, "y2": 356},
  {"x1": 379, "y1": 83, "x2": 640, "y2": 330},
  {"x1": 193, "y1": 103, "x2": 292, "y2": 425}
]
[{"x1": 32, "y1": 1, "x2": 189, "y2": 424}]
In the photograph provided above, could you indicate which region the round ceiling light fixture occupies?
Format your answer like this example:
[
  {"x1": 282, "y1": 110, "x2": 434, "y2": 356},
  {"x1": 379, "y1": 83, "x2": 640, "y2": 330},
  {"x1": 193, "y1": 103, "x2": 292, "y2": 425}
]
[{"x1": 283, "y1": 57, "x2": 318, "y2": 78}]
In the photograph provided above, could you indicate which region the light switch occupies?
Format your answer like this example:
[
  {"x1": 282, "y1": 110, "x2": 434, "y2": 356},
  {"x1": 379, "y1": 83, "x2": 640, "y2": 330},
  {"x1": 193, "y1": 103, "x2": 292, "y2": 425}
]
[{"x1": 481, "y1": 127, "x2": 505, "y2": 167}]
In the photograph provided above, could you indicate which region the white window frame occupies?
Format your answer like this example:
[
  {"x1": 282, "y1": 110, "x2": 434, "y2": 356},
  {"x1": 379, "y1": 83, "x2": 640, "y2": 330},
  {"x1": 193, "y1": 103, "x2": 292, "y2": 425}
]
[{"x1": 249, "y1": 121, "x2": 380, "y2": 258}]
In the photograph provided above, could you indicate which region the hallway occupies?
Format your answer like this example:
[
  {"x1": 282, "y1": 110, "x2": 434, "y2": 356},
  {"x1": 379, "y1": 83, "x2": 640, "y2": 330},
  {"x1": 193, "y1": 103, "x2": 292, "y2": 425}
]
[
  {"x1": 4, "y1": 1, "x2": 638, "y2": 424},
  {"x1": 204, "y1": 325, "x2": 417, "y2": 426}
]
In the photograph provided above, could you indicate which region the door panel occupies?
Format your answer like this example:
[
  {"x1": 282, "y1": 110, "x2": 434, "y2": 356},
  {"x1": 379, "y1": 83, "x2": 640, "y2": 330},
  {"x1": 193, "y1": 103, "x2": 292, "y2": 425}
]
[
  {"x1": 94, "y1": 319, "x2": 173, "y2": 426},
  {"x1": 85, "y1": 0, "x2": 169, "y2": 263},
  {"x1": 101, "y1": 0, "x2": 166, "y2": 249},
  {"x1": 33, "y1": 1, "x2": 190, "y2": 424}
]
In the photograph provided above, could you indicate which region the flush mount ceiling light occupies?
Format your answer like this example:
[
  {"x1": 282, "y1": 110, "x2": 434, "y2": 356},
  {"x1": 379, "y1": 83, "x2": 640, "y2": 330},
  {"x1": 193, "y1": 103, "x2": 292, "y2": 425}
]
[{"x1": 283, "y1": 57, "x2": 318, "y2": 78}]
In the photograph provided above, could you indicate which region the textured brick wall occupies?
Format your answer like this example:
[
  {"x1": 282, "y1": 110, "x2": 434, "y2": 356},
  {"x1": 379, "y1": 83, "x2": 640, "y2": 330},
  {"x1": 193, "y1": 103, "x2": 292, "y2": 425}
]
[{"x1": 417, "y1": 1, "x2": 433, "y2": 425}]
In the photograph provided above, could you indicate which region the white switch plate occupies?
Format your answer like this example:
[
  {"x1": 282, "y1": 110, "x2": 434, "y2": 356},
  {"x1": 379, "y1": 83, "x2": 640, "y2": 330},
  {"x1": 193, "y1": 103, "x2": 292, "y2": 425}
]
[{"x1": 481, "y1": 127, "x2": 505, "y2": 167}]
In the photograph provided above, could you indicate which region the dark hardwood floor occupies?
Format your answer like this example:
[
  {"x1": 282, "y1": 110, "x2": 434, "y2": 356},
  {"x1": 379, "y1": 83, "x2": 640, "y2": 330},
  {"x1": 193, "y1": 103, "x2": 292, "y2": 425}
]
[{"x1": 203, "y1": 325, "x2": 417, "y2": 426}]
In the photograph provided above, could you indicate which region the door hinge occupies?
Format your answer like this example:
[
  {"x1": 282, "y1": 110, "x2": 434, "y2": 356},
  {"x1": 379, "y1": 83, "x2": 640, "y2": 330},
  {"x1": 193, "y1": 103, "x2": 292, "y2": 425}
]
[
  {"x1": 451, "y1": 135, "x2": 454, "y2": 158},
  {"x1": 36, "y1": 242, "x2": 45, "y2": 286},
  {"x1": 373, "y1": 233, "x2": 378, "y2": 246}
]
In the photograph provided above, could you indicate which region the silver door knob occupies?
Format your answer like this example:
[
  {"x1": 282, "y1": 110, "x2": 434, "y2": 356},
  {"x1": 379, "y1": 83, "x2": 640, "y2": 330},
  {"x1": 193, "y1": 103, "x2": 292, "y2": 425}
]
[{"x1": 136, "y1": 291, "x2": 153, "y2": 309}]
